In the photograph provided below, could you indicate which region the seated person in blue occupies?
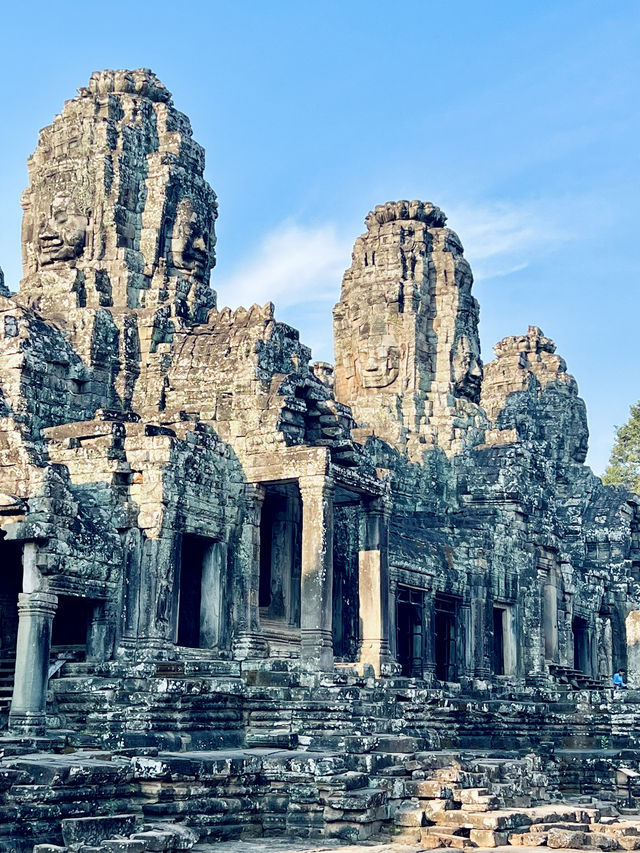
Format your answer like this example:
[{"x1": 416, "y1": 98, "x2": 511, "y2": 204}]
[{"x1": 613, "y1": 668, "x2": 628, "y2": 689}]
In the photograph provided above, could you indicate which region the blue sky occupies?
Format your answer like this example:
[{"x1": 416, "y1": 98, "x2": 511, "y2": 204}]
[{"x1": 0, "y1": 1, "x2": 638, "y2": 473}]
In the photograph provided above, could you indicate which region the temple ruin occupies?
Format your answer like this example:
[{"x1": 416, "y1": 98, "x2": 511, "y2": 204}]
[{"x1": 1, "y1": 69, "x2": 640, "y2": 852}]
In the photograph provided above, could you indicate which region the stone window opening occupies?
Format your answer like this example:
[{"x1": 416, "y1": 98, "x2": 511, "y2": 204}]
[{"x1": 396, "y1": 585, "x2": 424, "y2": 677}]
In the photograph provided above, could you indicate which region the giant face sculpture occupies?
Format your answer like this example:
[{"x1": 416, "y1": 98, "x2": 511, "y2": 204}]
[
  {"x1": 451, "y1": 334, "x2": 483, "y2": 401},
  {"x1": 36, "y1": 192, "x2": 88, "y2": 266},
  {"x1": 169, "y1": 197, "x2": 215, "y2": 279},
  {"x1": 360, "y1": 340, "x2": 400, "y2": 388}
]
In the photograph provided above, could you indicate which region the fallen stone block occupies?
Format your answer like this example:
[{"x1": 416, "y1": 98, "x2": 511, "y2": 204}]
[
  {"x1": 62, "y1": 814, "x2": 138, "y2": 848},
  {"x1": 592, "y1": 824, "x2": 640, "y2": 838},
  {"x1": 588, "y1": 832, "x2": 621, "y2": 850},
  {"x1": 469, "y1": 828, "x2": 509, "y2": 847},
  {"x1": 394, "y1": 800, "x2": 425, "y2": 827},
  {"x1": 447, "y1": 808, "x2": 531, "y2": 831},
  {"x1": 460, "y1": 797, "x2": 500, "y2": 812},
  {"x1": 547, "y1": 827, "x2": 589, "y2": 848},
  {"x1": 455, "y1": 787, "x2": 490, "y2": 803},
  {"x1": 101, "y1": 842, "x2": 146, "y2": 853},
  {"x1": 510, "y1": 831, "x2": 549, "y2": 845},
  {"x1": 424, "y1": 797, "x2": 457, "y2": 822},
  {"x1": 405, "y1": 779, "x2": 453, "y2": 799}
]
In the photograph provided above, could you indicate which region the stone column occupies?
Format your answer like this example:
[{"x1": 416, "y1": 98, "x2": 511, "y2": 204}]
[
  {"x1": 299, "y1": 475, "x2": 334, "y2": 673},
  {"x1": 9, "y1": 591, "x2": 57, "y2": 734},
  {"x1": 135, "y1": 534, "x2": 180, "y2": 656},
  {"x1": 357, "y1": 497, "x2": 392, "y2": 677},
  {"x1": 200, "y1": 541, "x2": 227, "y2": 649},
  {"x1": 470, "y1": 584, "x2": 489, "y2": 679},
  {"x1": 459, "y1": 602, "x2": 472, "y2": 681},
  {"x1": 542, "y1": 572, "x2": 558, "y2": 664},
  {"x1": 626, "y1": 611, "x2": 640, "y2": 688},
  {"x1": 423, "y1": 590, "x2": 436, "y2": 681},
  {"x1": 233, "y1": 484, "x2": 268, "y2": 659},
  {"x1": 87, "y1": 601, "x2": 110, "y2": 661}
]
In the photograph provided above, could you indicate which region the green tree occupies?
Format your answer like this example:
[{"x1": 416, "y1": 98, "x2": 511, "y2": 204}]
[{"x1": 603, "y1": 401, "x2": 640, "y2": 494}]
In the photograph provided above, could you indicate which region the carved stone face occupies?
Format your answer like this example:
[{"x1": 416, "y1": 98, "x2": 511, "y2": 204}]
[
  {"x1": 451, "y1": 334, "x2": 483, "y2": 401},
  {"x1": 170, "y1": 198, "x2": 213, "y2": 278},
  {"x1": 360, "y1": 340, "x2": 400, "y2": 388},
  {"x1": 36, "y1": 193, "x2": 87, "y2": 266}
]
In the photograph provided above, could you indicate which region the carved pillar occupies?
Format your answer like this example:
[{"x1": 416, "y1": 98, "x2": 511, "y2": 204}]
[
  {"x1": 9, "y1": 592, "x2": 57, "y2": 734},
  {"x1": 459, "y1": 602, "x2": 472, "y2": 680},
  {"x1": 87, "y1": 601, "x2": 110, "y2": 661},
  {"x1": 233, "y1": 484, "x2": 268, "y2": 659},
  {"x1": 299, "y1": 475, "x2": 334, "y2": 673},
  {"x1": 626, "y1": 611, "x2": 640, "y2": 688},
  {"x1": 470, "y1": 584, "x2": 489, "y2": 679},
  {"x1": 357, "y1": 497, "x2": 392, "y2": 676},
  {"x1": 423, "y1": 589, "x2": 436, "y2": 680},
  {"x1": 200, "y1": 541, "x2": 227, "y2": 649},
  {"x1": 135, "y1": 534, "x2": 180, "y2": 655}
]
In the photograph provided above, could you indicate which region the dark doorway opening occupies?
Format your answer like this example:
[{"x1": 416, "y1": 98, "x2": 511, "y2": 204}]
[
  {"x1": 573, "y1": 615, "x2": 590, "y2": 674},
  {"x1": 492, "y1": 606, "x2": 505, "y2": 675},
  {"x1": 396, "y1": 586, "x2": 424, "y2": 677},
  {"x1": 178, "y1": 534, "x2": 209, "y2": 648},
  {"x1": 333, "y1": 504, "x2": 359, "y2": 662},
  {"x1": 259, "y1": 485, "x2": 301, "y2": 629},
  {"x1": 51, "y1": 595, "x2": 90, "y2": 654},
  {"x1": 434, "y1": 594, "x2": 458, "y2": 682},
  {"x1": 0, "y1": 542, "x2": 22, "y2": 656}
]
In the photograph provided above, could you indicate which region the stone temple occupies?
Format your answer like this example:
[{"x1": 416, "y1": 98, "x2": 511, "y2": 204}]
[{"x1": 1, "y1": 69, "x2": 640, "y2": 852}]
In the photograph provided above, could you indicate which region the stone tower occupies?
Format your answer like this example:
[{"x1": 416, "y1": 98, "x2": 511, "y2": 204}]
[
  {"x1": 333, "y1": 200, "x2": 486, "y2": 458},
  {"x1": 17, "y1": 69, "x2": 219, "y2": 410},
  {"x1": 20, "y1": 68, "x2": 217, "y2": 322}
]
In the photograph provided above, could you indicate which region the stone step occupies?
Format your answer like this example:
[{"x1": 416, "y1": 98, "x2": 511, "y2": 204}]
[{"x1": 244, "y1": 729, "x2": 299, "y2": 749}]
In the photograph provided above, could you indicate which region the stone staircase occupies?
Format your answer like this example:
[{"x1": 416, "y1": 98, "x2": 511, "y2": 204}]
[
  {"x1": 550, "y1": 663, "x2": 607, "y2": 690},
  {"x1": 390, "y1": 749, "x2": 628, "y2": 849},
  {"x1": 47, "y1": 659, "x2": 245, "y2": 750},
  {"x1": 1, "y1": 661, "x2": 638, "y2": 850}
]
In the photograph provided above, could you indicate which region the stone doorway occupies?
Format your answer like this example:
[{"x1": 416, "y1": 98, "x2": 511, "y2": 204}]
[
  {"x1": 434, "y1": 594, "x2": 459, "y2": 682},
  {"x1": 0, "y1": 541, "x2": 21, "y2": 657},
  {"x1": 573, "y1": 615, "x2": 591, "y2": 675},
  {"x1": 51, "y1": 595, "x2": 91, "y2": 659},
  {"x1": 396, "y1": 586, "x2": 424, "y2": 676},
  {"x1": 258, "y1": 484, "x2": 302, "y2": 651},
  {"x1": 177, "y1": 534, "x2": 226, "y2": 650},
  {"x1": 493, "y1": 606, "x2": 506, "y2": 675}
]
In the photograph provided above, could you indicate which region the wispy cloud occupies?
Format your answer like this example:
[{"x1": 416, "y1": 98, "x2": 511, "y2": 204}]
[
  {"x1": 213, "y1": 195, "x2": 604, "y2": 324},
  {"x1": 214, "y1": 221, "x2": 351, "y2": 311},
  {"x1": 447, "y1": 199, "x2": 574, "y2": 281}
]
